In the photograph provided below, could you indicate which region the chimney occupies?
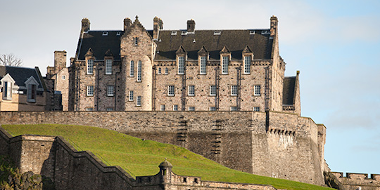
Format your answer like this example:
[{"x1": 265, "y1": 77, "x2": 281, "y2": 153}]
[
  {"x1": 187, "y1": 19, "x2": 195, "y2": 33},
  {"x1": 270, "y1": 15, "x2": 278, "y2": 37},
  {"x1": 54, "y1": 51, "x2": 67, "y2": 73},
  {"x1": 124, "y1": 18, "x2": 131, "y2": 31},
  {"x1": 81, "y1": 18, "x2": 90, "y2": 33},
  {"x1": 153, "y1": 16, "x2": 160, "y2": 39}
]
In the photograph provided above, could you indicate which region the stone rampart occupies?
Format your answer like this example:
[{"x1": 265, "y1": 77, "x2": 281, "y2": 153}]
[
  {"x1": 0, "y1": 111, "x2": 325, "y2": 185},
  {"x1": 331, "y1": 172, "x2": 380, "y2": 190}
]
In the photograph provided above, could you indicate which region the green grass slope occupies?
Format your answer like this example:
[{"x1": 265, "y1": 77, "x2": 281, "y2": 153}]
[{"x1": 2, "y1": 124, "x2": 332, "y2": 190}]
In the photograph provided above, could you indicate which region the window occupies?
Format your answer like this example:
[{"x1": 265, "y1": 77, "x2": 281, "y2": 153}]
[
  {"x1": 173, "y1": 105, "x2": 178, "y2": 111},
  {"x1": 165, "y1": 68, "x2": 168, "y2": 74},
  {"x1": 254, "y1": 85, "x2": 261, "y2": 96},
  {"x1": 137, "y1": 96, "x2": 141, "y2": 106},
  {"x1": 209, "y1": 107, "x2": 216, "y2": 111},
  {"x1": 107, "y1": 85, "x2": 114, "y2": 96},
  {"x1": 62, "y1": 75, "x2": 66, "y2": 80},
  {"x1": 222, "y1": 56, "x2": 228, "y2": 74},
  {"x1": 85, "y1": 108, "x2": 93, "y2": 111},
  {"x1": 106, "y1": 108, "x2": 113, "y2": 111},
  {"x1": 129, "y1": 91, "x2": 134, "y2": 101},
  {"x1": 137, "y1": 60, "x2": 142, "y2": 82},
  {"x1": 3, "y1": 81, "x2": 12, "y2": 99},
  {"x1": 178, "y1": 56, "x2": 185, "y2": 74},
  {"x1": 87, "y1": 86, "x2": 94, "y2": 96},
  {"x1": 230, "y1": 106, "x2": 238, "y2": 111},
  {"x1": 168, "y1": 85, "x2": 175, "y2": 96},
  {"x1": 158, "y1": 68, "x2": 161, "y2": 74},
  {"x1": 160, "y1": 105, "x2": 165, "y2": 111},
  {"x1": 188, "y1": 107, "x2": 195, "y2": 111},
  {"x1": 188, "y1": 85, "x2": 195, "y2": 96},
  {"x1": 102, "y1": 32, "x2": 108, "y2": 36},
  {"x1": 200, "y1": 56, "x2": 206, "y2": 74},
  {"x1": 27, "y1": 84, "x2": 37, "y2": 102},
  {"x1": 253, "y1": 107, "x2": 260, "y2": 112},
  {"x1": 231, "y1": 85, "x2": 238, "y2": 96},
  {"x1": 134, "y1": 37, "x2": 138, "y2": 46},
  {"x1": 87, "y1": 59, "x2": 94, "y2": 74},
  {"x1": 210, "y1": 85, "x2": 216, "y2": 96},
  {"x1": 105, "y1": 59, "x2": 112, "y2": 74},
  {"x1": 130, "y1": 61, "x2": 134, "y2": 77},
  {"x1": 244, "y1": 56, "x2": 251, "y2": 74}
]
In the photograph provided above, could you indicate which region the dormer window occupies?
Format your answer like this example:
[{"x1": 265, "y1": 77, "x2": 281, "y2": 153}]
[
  {"x1": 2, "y1": 81, "x2": 12, "y2": 100},
  {"x1": 27, "y1": 84, "x2": 37, "y2": 102},
  {"x1": 244, "y1": 56, "x2": 251, "y2": 74},
  {"x1": 222, "y1": 56, "x2": 229, "y2": 74},
  {"x1": 178, "y1": 56, "x2": 185, "y2": 74},
  {"x1": 200, "y1": 56, "x2": 206, "y2": 74}
]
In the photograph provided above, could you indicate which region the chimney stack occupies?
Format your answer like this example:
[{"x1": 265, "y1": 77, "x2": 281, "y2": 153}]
[
  {"x1": 124, "y1": 18, "x2": 131, "y2": 31},
  {"x1": 153, "y1": 17, "x2": 163, "y2": 39},
  {"x1": 270, "y1": 15, "x2": 278, "y2": 37},
  {"x1": 81, "y1": 18, "x2": 90, "y2": 33},
  {"x1": 187, "y1": 19, "x2": 195, "y2": 33}
]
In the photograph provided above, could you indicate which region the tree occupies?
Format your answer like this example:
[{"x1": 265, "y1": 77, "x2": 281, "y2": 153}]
[{"x1": 0, "y1": 54, "x2": 22, "y2": 66}]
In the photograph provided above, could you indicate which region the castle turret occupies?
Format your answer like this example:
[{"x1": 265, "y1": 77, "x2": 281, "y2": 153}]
[
  {"x1": 124, "y1": 17, "x2": 131, "y2": 31},
  {"x1": 81, "y1": 18, "x2": 90, "y2": 33},
  {"x1": 187, "y1": 19, "x2": 195, "y2": 33},
  {"x1": 159, "y1": 159, "x2": 173, "y2": 184}
]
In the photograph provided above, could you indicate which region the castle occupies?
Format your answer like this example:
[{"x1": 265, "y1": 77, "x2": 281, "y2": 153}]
[{"x1": 48, "y1": 15, "x2": 300, "y2": 115}]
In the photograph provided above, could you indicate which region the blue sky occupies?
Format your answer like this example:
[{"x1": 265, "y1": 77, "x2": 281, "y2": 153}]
[{"x1": 1, "y1": 0, "x2": 379, "y2": 175}]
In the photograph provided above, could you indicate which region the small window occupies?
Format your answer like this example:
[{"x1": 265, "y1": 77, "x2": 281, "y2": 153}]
[
  {"x1": 107, "y1": 85, "x2": 114, "y2": 96},
  {"x1": 137, "y1": 96, "x2": 142, "y2": 106},
  {"x1": 178, "y1": 57, "x2": 185, "y2": 74},
  {"x1": 244, "y1": 56, "x2": 251, "y2": 74},
  {"x1": 62, "y1": 75, "x2": 66, "y2": 80},
  {"x1": 102, "y1": 32, "x2": 108, "y2": 36},
  {"x1": 230, "y1": 106, "x2": 238, "y2": 111},
  {"x1": 222, "y1": 56, "x2": 228, "y2": 74},
  {"x1": 137, "y1": 61, "x2": 142, "y2": 82},
  {"x1": 3, "y1": 81, "x2": 12, "y2": 100},
  {"x1": 250, "y1": 31, "x2": 255, "y2": 35},
  {"x1": 171, "y1": 31, "x2": 177, "y2": 35},
  {"x1": 188, "y1": 85, "x2": 195, "y2": 96},
  {"x1": 183, "y1": 177, "x2": 187, "y2": 183},
  {"x1": 134, "y1": 37, "x2": 139, "y2": 46},
  {"x1": 200, "y1": 56, "x2": 206, "y2": 74},
  {"x1": 130, "y1": 61, "x2": 134, "y2": 77},
  {"x1": 160, "y1": 105, "x2": 165, "y2": 111},
  {"x1": 87, "y1": 59, "x2": 94, "y2": 74},
  {"x1": 129, "y1": 91, "x2": 134, "y2": 101},
  {"x1": 210, "y1": 85, "x2": 216, "y2": 96},
  {"x1": 105, "y1": 59, "x2": 112, "y2": 74},
  {"x1": 85, "y1": 108, "x2": 93, "y2": 111},
  {"x1": 253, "y1": 107, "x2": 260, "y2": 112},
  {"x1": 254, "y1": 85, "x2": 261, "y2": 96},
  {"x1": 209, "y1": 107, "x2": 216, "y2": 111},
  {"x1": 87, "y1": 86, "x2": 94, "y2": 96},
  {"x1": 168, "y1": 85, "x2": 175, "y2": 96},
  {"x1": 158, "y1": 68, "x2": 161, "y2": 74},
  {"x1": 106, "y1": 108, "x2": 113, "y2": 111},
  {"x1": 165, "y1": 68, "x2": 168, "y2": 74},
  {"x1": 188, "y1": 107, "x2": 195, "y2": 111},
  {"x1": 214, "y1": 31, "x2": 221, "y2": 35},
  {"x1": 181, "y1": 31, "x2": 187, "y2": 36},
  {"x1": 231, "y1": 85, "x2": 238, "y2": 96},
  {"x1": 173, "y1": 105, "x2": 178, "y2": 111},
  {"x1": 116, "y1": 32, "x2": 121, "y2": 36}
]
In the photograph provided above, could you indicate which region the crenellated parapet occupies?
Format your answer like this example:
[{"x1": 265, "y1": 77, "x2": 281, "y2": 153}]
[{"x1": 331, "y1": 172, "x2": 380, "y2": 190}]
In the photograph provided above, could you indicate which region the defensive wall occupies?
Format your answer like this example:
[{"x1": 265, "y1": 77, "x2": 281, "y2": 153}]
[
  {"x1": 329, "y1": 172, "x2": 380, "y2": 190},
  {"x1": 0, "y1": 111, "x2": 326, "y2": 185},
  {"x1": 0, "y1": 126, "x2": 277, "y2": 190}
]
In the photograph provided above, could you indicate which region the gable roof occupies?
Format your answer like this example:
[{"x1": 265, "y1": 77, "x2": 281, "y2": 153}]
[
  {"x1": 282, "y1": 76, "x2": 296, "y2": 105},
  {"x1": 155, "y1": 29, "x2": 273, "y2": 61},
  {"x1": 0, "y1": 66, "x2": 44, "y2": 90}
]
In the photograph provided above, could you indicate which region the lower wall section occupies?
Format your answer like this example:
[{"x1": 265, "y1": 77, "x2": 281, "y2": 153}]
[{"x1": 0, "y1": 111, "x2": 325, "y2": 185}]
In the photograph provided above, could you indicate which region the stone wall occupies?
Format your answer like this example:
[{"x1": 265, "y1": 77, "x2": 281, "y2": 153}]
[
  {"x1": 0, "y1": 111, "x2": 325, "y2": 185},
  {"x1": 331, "y1": 172, "x2": 380, "y2": 190}
]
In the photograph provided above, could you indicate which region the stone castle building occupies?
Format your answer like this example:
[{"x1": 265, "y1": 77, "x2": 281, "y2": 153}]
[{"x1": 49, "y1": 15, "x2": 300, "y2": 114}]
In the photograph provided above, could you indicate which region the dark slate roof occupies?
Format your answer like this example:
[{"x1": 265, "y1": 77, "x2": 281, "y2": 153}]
[
  {"x1": 76, "y1": 31, "x2": 125, "y2": 61},
  {"x1": 0, "y1": 66, "x2": 44, "y2": 90},
  {"x1": 282, "y1": 77, "x2": 296, "y2": 105},
  {"x1": 155, "y1": 30, "x2": 273, "y2": 61}
]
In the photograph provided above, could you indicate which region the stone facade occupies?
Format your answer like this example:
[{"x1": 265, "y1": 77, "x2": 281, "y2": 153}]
[
  {"x1": 0, "y1": 111, "x2": 326, "y2": 185},
  {"x1": 0, "y1": 126, "x2": 277, "y2": 190},
  {"x1": 60, "y1": 16, "x2": 300, "y2": 115},
  {"x1": 330, "y1": 172, "x2": 380, "y2": 190}
]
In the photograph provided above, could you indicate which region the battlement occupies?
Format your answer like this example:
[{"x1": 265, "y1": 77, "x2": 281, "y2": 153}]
[{"x1": 331, "y1": 172, "x2": 380, "y2": 181}]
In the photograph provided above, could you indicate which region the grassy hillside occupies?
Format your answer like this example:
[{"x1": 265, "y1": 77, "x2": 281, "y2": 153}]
[{"x1": 2, "y1": 124, "x2": 333, "y2": 190}]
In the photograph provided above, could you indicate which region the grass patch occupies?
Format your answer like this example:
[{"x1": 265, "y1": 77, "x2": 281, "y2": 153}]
[{"x1": 2, "y1": 124, "x2": 333, "y2": 190}]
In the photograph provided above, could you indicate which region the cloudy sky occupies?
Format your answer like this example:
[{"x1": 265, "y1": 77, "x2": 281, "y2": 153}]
[{"x1": 1, "y1": 0, "x2": 379, "y2": 175}]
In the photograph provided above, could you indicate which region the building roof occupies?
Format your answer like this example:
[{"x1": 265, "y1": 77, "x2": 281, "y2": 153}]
[
  {"x1": 155, "y1": 30, "x2": 273, "y2": 61},
  {"x1": 282, "y1": 76, "x2": 296, "y2": 105},
  {"x1": 76, "y1": 29, "x2": 273, "y2": 61},
  {"x1": 0, "y1": 66, "x2": 44, "y2": 90}
]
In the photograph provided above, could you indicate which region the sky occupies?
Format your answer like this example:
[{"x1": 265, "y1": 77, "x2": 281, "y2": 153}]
[{"x1": 1, "y1": 0, "x2": 379, "y2": 176}]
